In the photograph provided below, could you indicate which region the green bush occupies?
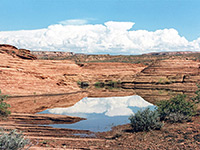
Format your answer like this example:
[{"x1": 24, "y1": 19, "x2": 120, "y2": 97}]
[
  {"x1": 94, "y1": 81, "x2": 121, "y2": 88},
  {"x1": 129, "y1": 108, "x2": 163, "y2": 132},
  {"x1": 94, "y1": 82, "x2": 104, "y2": 88},
  {"x1": 157, "y1": 94, "x2": 196, "y2": 123},
  {"x1": 107, "y1": 80, "x2": 121, "y2": 87},
  {"x1": 0, "y1": 90, "x2": 11, "y2": 117},
  {"x1": 167, "y1": 112, "x2": 191, "y2": 123},
  {"x1": 0, "y1": 129, "x2": 30, "y2": 150},
  {"x1": 191, "y1": 84, "x2": 200, "y2": 104},
  {"x1": 77, "y1": 80, "x2": 82, "y2": 85}
]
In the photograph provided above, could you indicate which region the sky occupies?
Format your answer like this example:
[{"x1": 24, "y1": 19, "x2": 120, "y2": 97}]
[{"x1": 0, "y1": 0, "x2": 200, "y2": 54}]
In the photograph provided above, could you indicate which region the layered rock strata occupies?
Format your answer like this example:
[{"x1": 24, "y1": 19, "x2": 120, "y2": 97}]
[
  {"x1": 76, "y1": 62, "x2": 145, "y2": 84},
  {"x1": 0, "y1": 44, "x2": 37, "y2": 60},
  {"x1": 133, "y1": 59, "x2": 200, "y2": 103}
]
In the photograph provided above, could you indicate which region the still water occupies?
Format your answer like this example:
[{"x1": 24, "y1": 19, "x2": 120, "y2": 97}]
[{"x1": 39, "y1": 95, "x2": 155, "y2": 132}]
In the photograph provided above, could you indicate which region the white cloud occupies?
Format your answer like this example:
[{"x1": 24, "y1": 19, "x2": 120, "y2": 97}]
[
  {"x1": 0, "y1": 21, "x2": 200, "y2": 54},
  {"x1": 59, "y1": 19, "x2": 88, "y2": 25},
  {"x1": 104, "y1": 21, "x2": 134, "y2": 31}
]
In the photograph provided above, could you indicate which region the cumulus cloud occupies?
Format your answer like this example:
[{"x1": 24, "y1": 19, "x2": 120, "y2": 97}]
[{"x1": 0, "y1": 21, "x2": 200, "y2": 54}]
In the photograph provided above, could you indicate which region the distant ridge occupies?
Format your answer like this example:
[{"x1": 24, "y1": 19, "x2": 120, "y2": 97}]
[
  {"x1": 0, "y1": 44, "x2": 37, "y2": 60},
  {"x1": 31, "y1": 51, "x2": 74, "y2": 58},
  {"x1": 143, "y1": 51, "x2": 200, "y2": 56}
]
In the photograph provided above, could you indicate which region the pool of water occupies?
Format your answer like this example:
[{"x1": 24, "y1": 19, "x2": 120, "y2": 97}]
[{"x1": 39, "y1": 95, "x2": 155, "y2": 132}]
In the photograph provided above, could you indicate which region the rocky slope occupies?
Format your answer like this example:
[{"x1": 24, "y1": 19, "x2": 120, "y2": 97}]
[
  {"x1": 33, "y1": 50, "x2": 200, "y2": 67},
  {"x1": 0, "y1": 52, "x2": 80, "y2": 96},
  {"x1": 31, "y1": 51, "x2": 74, "y2": 59},
  {"x1": 76, "y1": 62, "x2": 145, "y2": 84},
  {"x1": 132, "y1": 58, "x2": 200, "y2": 103},
  {"x1": 1, "y1": 44, "x2": 200, "y2": 108},
  {"x1": 0, "y1": 44, "x2": 37, "y2": 60},
  {"x1": 1, "y1": 45, "x2": 200, "y2": 109},
  {"x1": 0, "y1": 53, "x2": 144, "y2": 97}
]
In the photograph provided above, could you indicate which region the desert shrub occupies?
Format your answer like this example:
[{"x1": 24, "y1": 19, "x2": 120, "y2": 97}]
[
  {"x1": 157, "y1": 94, "x2": 196, "y2": 123},
  {"x1": 94, "y1": 82, "x2": 104, "y2": 88},
  {"x1": 129, "y1": 108, "x2": 163, "y2": 132},
  {"x1": 191, "y1": 84, "x2": 200, "y2": 104},
  {"x1": 167, "y1": 112, "x2": 192, "y2": 123},
  {"x1": 77, "y1": 80, "x2": 82, "y2": 85},
  {"x1": 0, "y1": 129, "x2": 30, "y2": 150},
  {"x1": 107, "y1": 80, "x2": 121, "y2": 87},
  {"x1": 77, "y1": 81, "x2": 89, "y2": 89},
  {"x1": 94, "y1": 81, "x2": 121, "y2": 88},
  {"x1": 0, "y1": 90, "x2": 11, "y2": 117}
]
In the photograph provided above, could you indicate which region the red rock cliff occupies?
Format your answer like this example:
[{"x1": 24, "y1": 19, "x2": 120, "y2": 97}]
[{"x1": 0, "y1": 44, "x2": 37, "y2": 60}]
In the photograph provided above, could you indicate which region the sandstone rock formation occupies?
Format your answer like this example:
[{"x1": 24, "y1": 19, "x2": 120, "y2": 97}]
[
  {"x1": 76, "y1": 62, "x2": 145, "y2": 84},
  {"x1": 133, "y1": 58, "x2": 200, "y2": 103},
  {"x1": 0, "y1": 44, "x2": 37, "y2": 60},
  {"x1": 31, "y1": 51, "x2": 74, "y2": 59},
  {"x1": 2, "y1": 44, "x2": 200, "y2": 111},
  {"x1": 0, "y1": 52, "x2": 145, "y2": 96},
  {"x1": 0, "y1": 53, "x2": 80, "y2": 96}
]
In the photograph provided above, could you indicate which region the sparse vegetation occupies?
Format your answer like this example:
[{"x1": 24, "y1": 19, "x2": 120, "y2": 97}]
[
  {"x1": 191, "y1": 84, "x2": 200, "y2": 104},
  {"x1": 129, "y1": 85, "x2": 200, "y2": 135},
  {"x1": 0, "y1": 129, "x2": 30, "y2": 150},
  {"x1": 157, "y1": 94, "x2": 196, "y2": 123},
  {"x1": 0, "y1": 90, "x2": 11, "y2": 118},
  {"x1": 94, "y1": 80, "x2": 121, "y2": 88},
  {"x1": 157, "y1": 77, "x2": 173, "y2": 84},
  {"x1": 107, "y1": 80, "x2": 121, "y2": 87},
  {"x1": 94, "y1": 82, "x2": 104, "y2": 88},
  {"x1": 77, "y1": 81, "x2": 89, "y2": 88},
  {"x1": 77, "y1": 80, "x2": 82, "y2": 85},
  {"x1": 129, "y1": 108, "x2": 163, "y2": 132}
]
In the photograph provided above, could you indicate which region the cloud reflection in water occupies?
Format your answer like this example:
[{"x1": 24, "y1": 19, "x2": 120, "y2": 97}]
[{"x1": 40, "y1": 95, "x2": 155, "y2": 132}]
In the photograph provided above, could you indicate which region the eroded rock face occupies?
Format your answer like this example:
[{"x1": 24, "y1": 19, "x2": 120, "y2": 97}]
[
  {"x1": 133, "y1": 59, "x2": 200, "y2": 103},
  {"x1": 31, "y1": 51, "x2": 74, "y2": 59},
  {"x1": 0, "y1": 52, "x2": 81, "y2": 96},
  {"x1": 0, "y1": 44, "x2": 37, "y2": 60},
  {"x1": 3, "y1": 45, "x2": 200, "y2": 111},
  {"x1": 76, "y1": 62, "x2": 145, "y2": 84},
  {"x1": 0, "y1": 49, "x2": 144, "y2": 97}
]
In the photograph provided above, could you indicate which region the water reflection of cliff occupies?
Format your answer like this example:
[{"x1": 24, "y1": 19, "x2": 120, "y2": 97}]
[{"x1": 86, "y1": 87, "x2": 190, "y2": 105}]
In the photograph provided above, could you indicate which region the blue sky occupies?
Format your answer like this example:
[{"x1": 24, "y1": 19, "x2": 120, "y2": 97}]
[{"x1": 0, "y1": 0, "x2": 200, "y2": 54}]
